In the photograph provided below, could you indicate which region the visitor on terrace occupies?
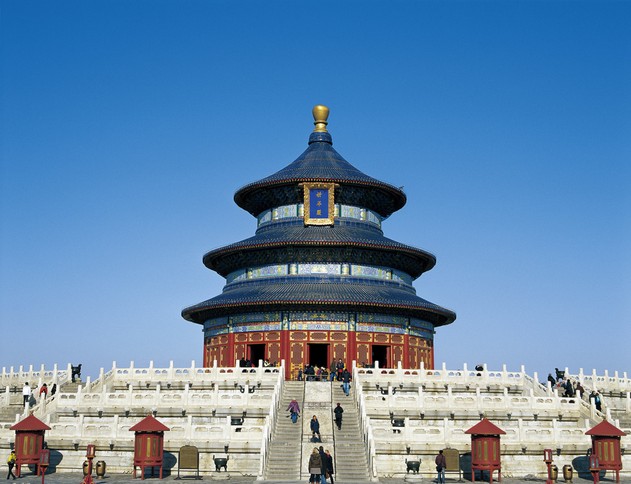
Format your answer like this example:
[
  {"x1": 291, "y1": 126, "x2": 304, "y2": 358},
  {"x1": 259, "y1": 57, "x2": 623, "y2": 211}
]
[
  {"x1": 329, "y1": 359, "x2": 337, "y2": 382},
  {"x1": 336, "y1": 359, "x2": 345, "y2": 381}
]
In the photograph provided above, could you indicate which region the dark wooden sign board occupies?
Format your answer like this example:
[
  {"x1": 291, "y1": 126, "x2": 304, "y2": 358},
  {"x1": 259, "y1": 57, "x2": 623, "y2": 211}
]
[
  {"x1": 443, "y1": 448, "x2": 463, "y2": 481},
  {"x1": 176, "y1": 446, "x2": 201, "y2": 480}
]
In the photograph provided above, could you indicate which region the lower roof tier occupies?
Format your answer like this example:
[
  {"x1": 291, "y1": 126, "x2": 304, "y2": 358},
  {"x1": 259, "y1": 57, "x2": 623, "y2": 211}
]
[{"x1": 182, "y1": 280, "x2": 456, "y2": 327}]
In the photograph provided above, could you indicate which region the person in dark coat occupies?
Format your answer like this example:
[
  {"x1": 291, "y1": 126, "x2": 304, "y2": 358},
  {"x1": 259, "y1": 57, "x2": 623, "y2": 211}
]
[
  {"x1": 342, "y1": 369, "x2": 351, "y2": 396},
  {"x1": 325, "y1": 449, "x2": 335, "y2": 484},
  {"x1": 329, "y1": 359, "x2": 337, "y2": 382},
  {"x1": 576, "y1": 382, "x2": 585, "y2": 398},
  {"x1": 310, "y1": 415, "x2": 321, "y2": 442},
  {"x1": 333, "y1": 403, "x2": 343, "y2": 430},
  {"x1": 564, "y1": 379, "x2": 574, "y2": 397},
  {"x1": 308, "y1": 448, "x2": 322, "y2": 484},
  {"x1": 336, "y1": 359, "x2": 344, "y2": 381},
  {"x1": 319, "y1": 446, "x2": 327, "y2": 484}
]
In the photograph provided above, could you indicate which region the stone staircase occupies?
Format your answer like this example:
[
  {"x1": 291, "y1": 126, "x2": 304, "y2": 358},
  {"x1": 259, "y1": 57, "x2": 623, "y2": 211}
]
[
  {"x1": 0, "y1": 378, "x2": 87, "y2": 426},
  {"x1": 0, "y1": 399, "x2": 23, "y2": 423},
  {"x1": 263, "y1": 380, "x2": 305, "y2": 481},
  {"x1": 331, "y1": 383, "x2": 371, "y2": 483},
  {"x1": 262, "y1": 380, "x2": 373, "y2": 482}
]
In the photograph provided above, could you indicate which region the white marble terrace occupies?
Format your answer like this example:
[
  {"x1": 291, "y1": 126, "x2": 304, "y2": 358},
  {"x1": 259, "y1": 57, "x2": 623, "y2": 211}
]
[
  {"x1": 1, "y1": 361, "x2": 629, "y2": 479},
  {"x1": 352, "y1": 362, "x2": 630, "y2": 479},
  {"x1": 1, "y1": 360, "x2": 284, "y2": 477}
]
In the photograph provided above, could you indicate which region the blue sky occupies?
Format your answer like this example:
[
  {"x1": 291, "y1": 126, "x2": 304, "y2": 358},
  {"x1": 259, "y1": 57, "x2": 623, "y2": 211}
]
[{"x1": 1, "y1": 1, "x2": 629, "y2": 381}]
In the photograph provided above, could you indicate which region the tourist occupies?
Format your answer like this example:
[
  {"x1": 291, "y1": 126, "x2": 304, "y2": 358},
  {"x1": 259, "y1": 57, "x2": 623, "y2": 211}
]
[
  {"x1": 342, "y1": 369, "x2": 351, "y2": 396},
  {"x1": 305, "y1": 364, "x2": 315, "y2": 381},
  {"x1": 310, "y1": 415, "x2": 321, "y2": 442},
  {"x1": 6, "y1": 450, "x2": 16, "y2": 480},
  {"x1": 22, "y1": 382, "x2": 31, "y2": 406},
  {"x1": 319, "y1": 446, "x2": 327, "y2": 484},
  {"x1": 308, "y1": 448, "x2": 322, "y2": 484},
  {"x1": 564, "y1": 379, "x2": 575, "y2": 398},
  {"x1": 576, "y1": 382, "x2": 585, "y2": 398},
  {"x1": 329, "y1": 359, "x2": 336, "y2": 382},
  {"x1": 435, "y1": 449, "x2": 447, "y2": 484},
  {"x1": 39, "y1": 383, "x2": 48, "y2": 399},
  {"x1": 287, "y1": 398, "x2": 300, "y2": 424},
  {"x1": 589, "y1": 390, "x2": 603, "y2": 411},
  {"x1": 333, "y1": 403, "x2": 343, "y2": 430},
  {"x1": 547, "y1": 373, "x2": 556, "y2": 386},
  {"x1": 325, "y1": 449, "x2": 335, "y2": 484},
  {"x1": 50, "y1": 383, "x2": 57, "y2": 396},
  {"x1": 336, "y1": 359, "x2": 344, "y2": 381}
]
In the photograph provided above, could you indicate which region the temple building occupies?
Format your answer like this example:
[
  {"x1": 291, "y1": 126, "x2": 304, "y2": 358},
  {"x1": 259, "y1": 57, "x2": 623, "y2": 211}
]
[{"x1": 182, "y1": 106, "x2": 456, "y2": 378}]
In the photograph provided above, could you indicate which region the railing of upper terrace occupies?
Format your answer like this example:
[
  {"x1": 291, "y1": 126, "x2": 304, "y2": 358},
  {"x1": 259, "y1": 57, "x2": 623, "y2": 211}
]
[
  {"x1": 1, "y1": 364, "x2": 71, "y2": 405},
  {"x1": 353, "y1": 361, "x2": 378, "y2": 481},
  {"x1": 258, "y1": 360, "x2": 285, "y2": 479}
]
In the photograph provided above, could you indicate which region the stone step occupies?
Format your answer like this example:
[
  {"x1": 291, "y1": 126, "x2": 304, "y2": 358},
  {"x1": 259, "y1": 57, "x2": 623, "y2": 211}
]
[
  {"x1": 263, "y1": 381, "x2": 304, "y2": 481},
  {"x1": 330, "y1": 386, "x2": 371, "y2": 482}
]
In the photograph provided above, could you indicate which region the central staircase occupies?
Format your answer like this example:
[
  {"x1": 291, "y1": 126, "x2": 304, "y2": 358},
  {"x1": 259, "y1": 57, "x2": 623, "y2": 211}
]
[{"x1": 263, "y1": 380, "x2": 373, "y2": 483}]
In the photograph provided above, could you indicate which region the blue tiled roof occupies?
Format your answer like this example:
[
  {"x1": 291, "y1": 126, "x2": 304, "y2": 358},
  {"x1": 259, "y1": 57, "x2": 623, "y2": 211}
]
[
  {"x1": 203, "y1": 222, "x2": 436, "y2": 277},
  {"x1": 182, "y1": 279, "x2": 456, "y2": 326},
  {"x1": 234, "y1": 133, "x2": 406, "y2": 217}
]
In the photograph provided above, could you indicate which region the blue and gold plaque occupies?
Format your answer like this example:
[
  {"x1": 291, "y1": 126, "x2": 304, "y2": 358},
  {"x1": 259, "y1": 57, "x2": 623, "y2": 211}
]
[{"x1": 303, "y1": 182, "x2": 335, "y2": 225}]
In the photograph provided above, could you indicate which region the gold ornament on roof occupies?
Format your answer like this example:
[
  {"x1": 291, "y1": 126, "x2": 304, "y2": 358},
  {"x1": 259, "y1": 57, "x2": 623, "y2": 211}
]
[{"x1": 312, "y1": 105, "x2": 329, "y2": 132}]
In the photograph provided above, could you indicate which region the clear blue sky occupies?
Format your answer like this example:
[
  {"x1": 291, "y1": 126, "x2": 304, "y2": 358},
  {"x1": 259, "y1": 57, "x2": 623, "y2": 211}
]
[{"x1": 1, "y1": 1, "x2": 629, "y2": 381}]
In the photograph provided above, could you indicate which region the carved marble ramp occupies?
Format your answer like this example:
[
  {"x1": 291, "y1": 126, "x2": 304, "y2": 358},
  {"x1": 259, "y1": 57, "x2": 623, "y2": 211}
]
[
  {"x1": 300, "y1": 381, "x2": 333, "y2": 480},
  {"x1": 263, "y1": 380, "x2": 305, "y2": 481},
  {"x1": 331, "y1": 382, "x2": 372, "y2": 483}
]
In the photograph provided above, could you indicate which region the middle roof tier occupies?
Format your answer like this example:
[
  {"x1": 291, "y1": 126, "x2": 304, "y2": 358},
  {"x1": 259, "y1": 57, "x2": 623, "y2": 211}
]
[{"x1": 203, "y1": 221, "x2": 437, "y2": 278}]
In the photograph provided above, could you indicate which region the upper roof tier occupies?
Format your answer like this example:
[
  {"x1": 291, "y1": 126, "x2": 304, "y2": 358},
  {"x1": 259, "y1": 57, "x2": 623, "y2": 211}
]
[{"x1": 234, "y1": 106, "x2": 407, "y2": 218}]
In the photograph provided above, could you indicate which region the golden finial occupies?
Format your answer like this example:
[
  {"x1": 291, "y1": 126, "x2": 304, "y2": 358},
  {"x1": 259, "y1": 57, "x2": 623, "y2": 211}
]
[{"x1": 312, "y1": 105, "x2": 329, "y2": 133}]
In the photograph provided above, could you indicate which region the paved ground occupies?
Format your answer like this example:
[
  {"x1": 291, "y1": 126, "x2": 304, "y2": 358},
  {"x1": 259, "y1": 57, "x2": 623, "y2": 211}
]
[{"x1": 5, "y1": 473, "x2": 631, "y2": 484}]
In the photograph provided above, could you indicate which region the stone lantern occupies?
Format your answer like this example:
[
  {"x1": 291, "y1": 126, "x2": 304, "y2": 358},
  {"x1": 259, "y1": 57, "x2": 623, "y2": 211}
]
[
  {"x1": 465, "y1": 418, "x2": 505, "y2": 484},
  {"x1": 129, "y1": 415, "x2": 170, "y2": 479},
  {"x1": 10, "y1": 414, "x2": 51, "y2": 478}
]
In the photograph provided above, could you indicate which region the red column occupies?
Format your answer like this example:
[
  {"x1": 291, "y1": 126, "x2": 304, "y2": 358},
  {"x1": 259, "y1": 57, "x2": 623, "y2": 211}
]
[
  {"x1": 403, "y1": 333, "x2": 410, "y2": 368},
  {"x1": 347, "y1": 332, "x2": 357, "y2": 368},
  {"x1": 280, "y1": 330, "x2": 290, "y2": 379},
  {"x1": 202, "y1": 339, "x2": 208, "y2": 367},
  {"x1": 227, "y1": 332, "x2": 235, "y2": 366}
]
